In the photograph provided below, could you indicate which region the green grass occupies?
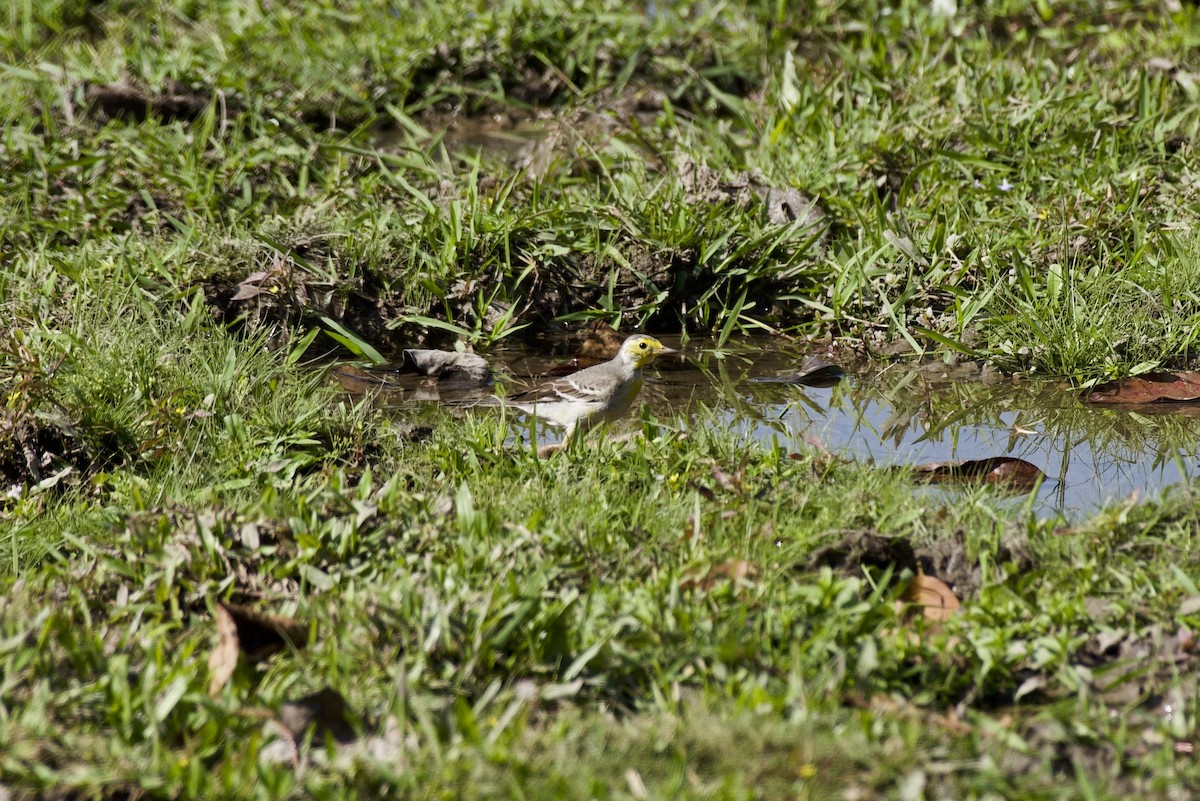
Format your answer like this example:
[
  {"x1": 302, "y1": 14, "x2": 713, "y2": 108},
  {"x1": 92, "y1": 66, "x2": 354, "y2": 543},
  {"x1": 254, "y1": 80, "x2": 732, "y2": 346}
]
[
  {"x1": 5, "y1": 376, "x2": 1200, "y2": 797},
  {"x1": 5, "y1": 0, "x2": 1200, "y2": 798},
  {"x1": 5, "y1": 1, "x2": 1200, "y2": 374}
]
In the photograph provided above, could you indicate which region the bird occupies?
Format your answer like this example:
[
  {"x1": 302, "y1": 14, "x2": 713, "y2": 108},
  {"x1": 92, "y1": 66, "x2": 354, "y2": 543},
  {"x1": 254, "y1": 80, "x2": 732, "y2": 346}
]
[{"x1": 500, "y1": 334, "x2": 676, "y2": 441}]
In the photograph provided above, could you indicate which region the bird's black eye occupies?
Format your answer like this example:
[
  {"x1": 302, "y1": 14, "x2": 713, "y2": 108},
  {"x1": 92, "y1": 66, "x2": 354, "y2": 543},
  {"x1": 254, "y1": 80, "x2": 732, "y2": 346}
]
[{"x1": 639, "y1": 341, "x2": 648, "y2": 349}]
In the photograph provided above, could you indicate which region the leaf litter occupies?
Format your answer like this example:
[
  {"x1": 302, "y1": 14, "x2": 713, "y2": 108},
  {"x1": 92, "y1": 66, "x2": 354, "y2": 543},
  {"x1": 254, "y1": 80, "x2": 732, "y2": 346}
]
[
  {"x1": 677, "y1": 157, "x2": 827, "y2": 232},
  {"x1": 806, "y1": 531, "x2": 963, "y2": 621}
]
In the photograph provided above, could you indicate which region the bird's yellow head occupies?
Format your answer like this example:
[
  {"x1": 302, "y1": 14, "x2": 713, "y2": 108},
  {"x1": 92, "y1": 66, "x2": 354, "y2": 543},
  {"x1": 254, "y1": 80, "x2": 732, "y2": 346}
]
[{"x1": 619, "y1": 335, "x2": 677, "y2": 368}]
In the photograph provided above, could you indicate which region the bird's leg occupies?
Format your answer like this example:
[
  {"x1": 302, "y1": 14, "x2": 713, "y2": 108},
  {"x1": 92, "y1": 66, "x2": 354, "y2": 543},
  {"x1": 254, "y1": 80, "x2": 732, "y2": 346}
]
[{"x1": 562, "y1": 424, "x2": 584, "y2": 452}]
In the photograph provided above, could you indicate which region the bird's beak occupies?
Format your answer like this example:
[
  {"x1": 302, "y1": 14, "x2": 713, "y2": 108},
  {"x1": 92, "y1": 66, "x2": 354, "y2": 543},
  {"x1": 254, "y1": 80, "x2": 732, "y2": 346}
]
[{"x1": 659, "y1": 346, "x2": 679, "y2": 355}]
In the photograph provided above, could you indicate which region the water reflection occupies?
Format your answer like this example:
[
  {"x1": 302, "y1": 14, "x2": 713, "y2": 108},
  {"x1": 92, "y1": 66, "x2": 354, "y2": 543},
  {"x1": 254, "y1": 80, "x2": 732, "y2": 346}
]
[
  {"x1": 358, "y1": 338, "x2": 1200, "y2": 519},
  {"x1": 719, "y1": 372, "x2": 1197, "y2": 517}
]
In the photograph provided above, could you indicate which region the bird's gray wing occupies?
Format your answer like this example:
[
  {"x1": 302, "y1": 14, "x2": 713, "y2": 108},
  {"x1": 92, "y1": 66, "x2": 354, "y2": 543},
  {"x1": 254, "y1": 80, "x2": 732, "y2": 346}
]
[{"x1": 507, "y1": 364, "x2": 612, "y2": 404}]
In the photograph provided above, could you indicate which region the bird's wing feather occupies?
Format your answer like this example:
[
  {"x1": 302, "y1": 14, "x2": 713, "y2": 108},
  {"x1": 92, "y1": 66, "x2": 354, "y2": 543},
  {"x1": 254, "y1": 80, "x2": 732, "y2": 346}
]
[{"x1": 507, "y1": 363, "x2": 617, "y2": 404}]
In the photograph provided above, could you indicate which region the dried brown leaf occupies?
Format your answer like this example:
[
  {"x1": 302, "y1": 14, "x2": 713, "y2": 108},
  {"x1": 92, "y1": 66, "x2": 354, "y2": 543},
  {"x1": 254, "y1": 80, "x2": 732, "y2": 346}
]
[
  {"x1": 901, "y1": 574, "x2": 960, "y2": 621},
  {"x1": 710, "y1": 463, "x2": 744, "y2": 493},
  {"x1": 230, "y1": 284, "x2": 265, "y2": 302},
  {"x1": 207, "y1": 603, "x2": 240, "y2": 694},
  {"x1": 913, "y1": 457, "x2": 1044, "y2": 492}
]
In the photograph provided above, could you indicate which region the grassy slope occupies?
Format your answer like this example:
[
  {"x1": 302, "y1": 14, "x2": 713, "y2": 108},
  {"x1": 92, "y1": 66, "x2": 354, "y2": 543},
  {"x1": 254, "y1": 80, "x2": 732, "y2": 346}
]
[
  {"x1": 7, "y1": 0, "x2": 1200, "y2": 375},
  {"x1": 4, "y1": 1, "x2": 1200, "y2": 798}
]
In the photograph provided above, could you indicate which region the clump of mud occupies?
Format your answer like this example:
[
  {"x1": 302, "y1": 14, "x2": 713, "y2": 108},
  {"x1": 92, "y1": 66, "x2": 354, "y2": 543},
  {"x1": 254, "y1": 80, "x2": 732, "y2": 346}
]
[
  {"x1": 808, "y1": 528, "x2": 1032, "y2": 599},
  {"x1": 808, "y1": 529, "x2": 919, "y2": 576},
  {"x1": 677, "y1": 158, "x2": 826, "y2": 230},
  {"x1": 82, "y1": 80, "x2": 230, "y2": 123}
]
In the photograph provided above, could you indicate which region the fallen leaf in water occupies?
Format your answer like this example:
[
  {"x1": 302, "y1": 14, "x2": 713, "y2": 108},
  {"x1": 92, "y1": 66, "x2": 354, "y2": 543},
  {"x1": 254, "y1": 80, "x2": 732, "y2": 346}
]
[
  {"x1": 751, "y1": 358, "x2": 844, "y2": 387},
  {"x1": 681, "y1": 560, "x2": 758, "y2": 590},
  {"x1": 400, "y1": 349, "x2": 491, "y2": 384},
  {"x1": 901, "y1": 574, "x2": 960, "y2": 621},
  {"x1": 913, "y1": 457, "x2": 1045, "y2": 492},
  {"x1": 1087, "y1": 372, "x2": 1200, "y2": 404},
  {"x1": 208, "y1": 602, "x2": 309, "y2": 694}
]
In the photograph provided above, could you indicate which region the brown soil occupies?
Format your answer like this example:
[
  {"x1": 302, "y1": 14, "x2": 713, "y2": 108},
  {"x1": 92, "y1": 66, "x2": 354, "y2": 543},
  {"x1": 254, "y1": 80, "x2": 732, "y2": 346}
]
[{"x1": 0, "y1": 417, "x2": 88, "y2": 489}]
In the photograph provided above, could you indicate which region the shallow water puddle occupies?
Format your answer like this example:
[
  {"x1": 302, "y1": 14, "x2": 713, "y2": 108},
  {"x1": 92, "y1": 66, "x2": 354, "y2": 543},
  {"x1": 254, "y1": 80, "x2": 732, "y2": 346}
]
[
  {"x1": 726, "y1": 366, "x2": 1197, "y2": 517},
  {"x1": 700, "y1": 347, "x2": 1200, "y2": 515},
  {"x1": 347, "y1": 338, "x2": 1200, "y2": 519},
  {"x1": 642, "y1": 344, "x2": 1198, "y2": 517}
]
